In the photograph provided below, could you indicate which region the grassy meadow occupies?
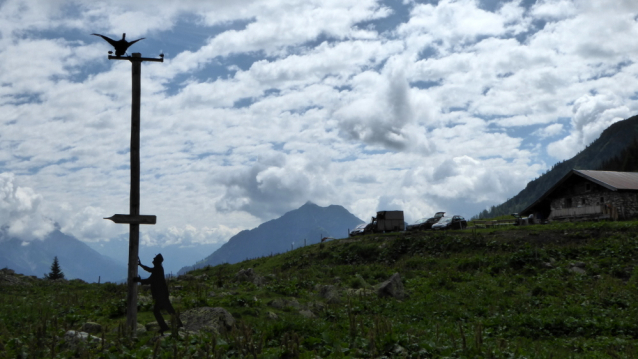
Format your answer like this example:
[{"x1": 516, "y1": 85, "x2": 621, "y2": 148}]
[{"x1": 2, "y1": 221, "x2": 638, "y2": 358}]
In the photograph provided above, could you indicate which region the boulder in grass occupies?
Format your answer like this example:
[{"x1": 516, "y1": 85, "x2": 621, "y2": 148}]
[
  {"x1": 180, "y1": 307, "x2": 235, "y2": 334},
  {"x1": 64, "y1": 330, "x2": 101, "y2": 348},
  {"x1": 233, "y1": 268, "x2": 265, "y2": 286},
  {"x1": 376, "y1": 273, "x2": 405, "y2": 300},
  {"x1": 317, "y1": 285, "x2": 341, "y2": 304},
  {"x1": 81, "y1": 322, "x2": 102, "y2": 335}
]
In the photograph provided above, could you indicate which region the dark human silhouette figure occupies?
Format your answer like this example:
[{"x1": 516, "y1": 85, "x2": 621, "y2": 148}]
[
  {"x1": 91, "y1": 33, "x2": 145, "y2": 57},
  {"x1": 135, "y1": 254, "x2": 183, "y2": 335}
]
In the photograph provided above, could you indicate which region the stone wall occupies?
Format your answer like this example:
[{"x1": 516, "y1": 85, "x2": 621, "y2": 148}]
[{"x1": 549, "y1": 176, "x2": 638, "y2": 220}]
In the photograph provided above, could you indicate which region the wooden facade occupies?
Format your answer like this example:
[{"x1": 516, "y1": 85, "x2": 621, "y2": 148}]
[{"x1": 521, "y1": 170, "x2": 638, "y2": 222}]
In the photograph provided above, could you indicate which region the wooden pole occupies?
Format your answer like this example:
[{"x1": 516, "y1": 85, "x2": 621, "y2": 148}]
[
  {"x1": 103, "y1": 52, "x2": 162, "y2": 338},
  {"x1": 126, "y1": 53, "x2": 142, "y2": 334}
]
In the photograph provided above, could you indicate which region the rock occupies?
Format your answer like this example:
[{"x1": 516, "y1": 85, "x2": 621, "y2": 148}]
[
  {"x1": 180, "y1": 307, "x2": 235, "y2": 334},
  {"x1": 146, "y1": 322, "x2": 160, "y2": 332},
  {"x1": 376, "y1": 273, "x2": 405, "y2": 299},
  {"x1": 136, "y1": 323, "x2": 147, "y2": 335},
  {"x1": 233, "y1": 268, "x2": 265, "y2": 286},
  {"x1": 299, "y1": 310, "x2": 315, "y2": 318},
  {"x1": 543, "y1": 262, "x2": 553, "y2": 268},
  {"x1": 345, "y1": 288, "x2": 374, "y2": 296},
  {"x1": 0, "y1": 273, "x2": 28, "y2": 286},
  {"x1": 64, "y1": 330, "x2": 101, "y2": 347},
  {"x1": 570, "y1": 267, "x2": 587, "y2": 275},
  {"x1": 138, "y1": 295, "x2": 152, "y2": 305},
  {"x1": 1, "y1": 268, "x2": 15, "y2": 275},
  {"x1": 572, "y1": 262, "x2": 586, "y2": 268},
  {"x1": 354, "y1": 274, "x2": 371, "y2": 288},
  {"x1": 82, "y1": 322, "x2": 102, "y2": 334},
  {"x1": 268, "y1": 298, "x2": 286, "y2": 310},
  {"x1": 267, "y1": 311, "x2": 278, "y2": 320},
  {"x1": 268, "y1": 298, "x2": 300, "y2": 310},
  {"x1": 317, "y1": 285, "x2": 341, "y2": 304},
  {"x1": 308, "y1": 301, "x2": 326, "y2": 311},
  {"x1": 208, "y1": 291, "x2": 216, "y2": 297}
]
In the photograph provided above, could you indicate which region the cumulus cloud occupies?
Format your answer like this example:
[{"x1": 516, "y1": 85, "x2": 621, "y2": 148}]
[
  {"x1": 214, "y1": 153, "x2": 334, "y2": 220},
  {"x1": 533, "y1": 123, "x2": 564, "y2": 138},
  {"x1": 2, "y1": 0, "x2": 638, "y2": 250},
  {"x1": 0, "y1": 173, "x2": 54, "y2": 240},
  {"x1": 57, "y1": 206, "x2": 123, "y2": 243},
  {"x1": 547, "y1": 92, "x2": 630, "y2": 160}
]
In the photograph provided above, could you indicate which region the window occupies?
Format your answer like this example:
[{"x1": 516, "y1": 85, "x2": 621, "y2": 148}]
[
  {"x1": 600, "y1": 197, "x2": 604, "y2": 204},
  {"x1": 585, "y1": 183, "x2": 591, "y2": 192},
  {"x1": 565, "y1": 198, "x2": 572, "y2": 208}
]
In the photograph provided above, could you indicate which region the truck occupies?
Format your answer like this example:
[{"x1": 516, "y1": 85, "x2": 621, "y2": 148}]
[{"x1": 368, "y1": 211, "x2": 404, "y2": 233}]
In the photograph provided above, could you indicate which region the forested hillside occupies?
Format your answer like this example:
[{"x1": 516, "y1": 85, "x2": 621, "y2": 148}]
[{"x1": 474, "y1": 115, "x2": 638, "y2": 219}]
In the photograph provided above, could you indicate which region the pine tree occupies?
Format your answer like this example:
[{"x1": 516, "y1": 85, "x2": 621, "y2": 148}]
[{"x1": 45, "y1": 256, "x2": 65, "y2": 280}]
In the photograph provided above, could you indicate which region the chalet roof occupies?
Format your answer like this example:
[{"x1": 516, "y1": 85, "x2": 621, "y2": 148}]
[
  {"x1": 521, "y1": 170, "x2": 638, "y2": 215},
  {"x1": 576, "y1": 170, "x2": 638, "y2": 190}
]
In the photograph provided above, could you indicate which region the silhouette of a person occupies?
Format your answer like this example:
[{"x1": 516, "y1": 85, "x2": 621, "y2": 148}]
[{"x1": 135, "y1": 254, "x2": 183, "y2": 335}]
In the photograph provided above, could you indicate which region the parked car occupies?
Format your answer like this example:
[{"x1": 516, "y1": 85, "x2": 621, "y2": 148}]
[
  {"x1": 431, "y1": 215, "x2": 467, "y2": 230},
  {"x1": 407, "y1": 218, "x2": 429, "y2": 231},
  {"x1": 349, "y1": 223, "x2": 369, "y2": 237},
  {"x1": 422, "y1": 212, "x2": 446, "y2": 230}
]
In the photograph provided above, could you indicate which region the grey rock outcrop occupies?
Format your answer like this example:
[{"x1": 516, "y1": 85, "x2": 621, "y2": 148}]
[
  {"x1": 570, "y1": 266, "x2": 587, "y2": 275},
  {"x1": 233, "y1": 268, "x2": 265, "y2": 286},
  {"x1": 299, "y1": 309, "x2": 315, "y2": 318},
  {"x1": 317, "y1": 285, "x2": 341, "y2": 304},
  {"x1": 180, "y1": 307, "x2": 235, "y2": 334},
  {"x1": 64, "y1": 330, "x2": 102, "y2": 348},
  {"x1": 376, "y1": 273, "x2": 405, "y2": 299}
]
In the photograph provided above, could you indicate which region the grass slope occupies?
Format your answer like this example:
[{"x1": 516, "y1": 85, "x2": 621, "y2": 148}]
[{"x1": 2, "y1": 222, "x2": 638, "y2": 358}]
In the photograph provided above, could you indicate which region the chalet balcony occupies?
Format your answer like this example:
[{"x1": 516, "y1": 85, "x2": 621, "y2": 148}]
[{"x1": 549, "y1": 205, "x2": 615, "y2": 220}]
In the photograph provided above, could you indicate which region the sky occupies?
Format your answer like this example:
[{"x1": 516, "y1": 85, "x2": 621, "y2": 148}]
[{"x1": 1, "y1": 0, "x2": 638, "y2": 252}]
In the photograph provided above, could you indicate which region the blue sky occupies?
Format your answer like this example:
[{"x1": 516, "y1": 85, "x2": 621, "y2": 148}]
[{"x1": 1, "y1": 0, "x2": 638, "y2": 251}]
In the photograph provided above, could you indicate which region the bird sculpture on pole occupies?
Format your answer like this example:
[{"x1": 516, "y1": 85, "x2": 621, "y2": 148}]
[{"x1": 91, "y1": 33, "x2": 145, "y2": 57}]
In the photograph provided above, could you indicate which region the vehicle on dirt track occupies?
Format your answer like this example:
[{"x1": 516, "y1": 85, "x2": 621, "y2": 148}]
[{"x1": 431, "y1": 215, "x2": 467, "y2": 230}]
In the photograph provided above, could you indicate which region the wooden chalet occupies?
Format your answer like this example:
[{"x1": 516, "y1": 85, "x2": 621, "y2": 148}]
[{"x1": 521, "y1": 170, "x2": 638, "y2": 221}]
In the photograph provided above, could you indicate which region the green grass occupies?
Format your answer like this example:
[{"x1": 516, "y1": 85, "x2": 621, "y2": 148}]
[{"x1": 2, "y1": 221, "x2": 638, "y2": 357}]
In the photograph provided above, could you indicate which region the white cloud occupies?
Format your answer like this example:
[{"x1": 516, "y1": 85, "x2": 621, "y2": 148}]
[
  {"x1": 2, "y1": 0, "x2": 638, "y2": 250},
  {"x1": 0, "y1": 173, "x2": 54, "y2": 240},
  {"x1": 547, "y1": 92, "x2": 630, "y2": 160},
  {"x1": 533, "y1": 123, "x2": 564, "y2": 138}
]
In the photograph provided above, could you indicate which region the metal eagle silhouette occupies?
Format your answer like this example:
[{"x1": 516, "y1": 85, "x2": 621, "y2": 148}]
[{"x1": 91, "y1": 33, "x2": 145, "y2": 57}]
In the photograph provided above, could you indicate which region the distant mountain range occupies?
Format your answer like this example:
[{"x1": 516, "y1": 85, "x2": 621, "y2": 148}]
[
  {"x1": 0, "y1": 229, "x2": 126, "y2": 283},
  {"x1": 178, "y1": 202, "x2": 364, "y2": 274},
  {"x1": 86, "y1": 238, "x2": 223, "y2": 276},
  {"x1": 475, "y1": 115, "x2": 638, "y2": 219}
]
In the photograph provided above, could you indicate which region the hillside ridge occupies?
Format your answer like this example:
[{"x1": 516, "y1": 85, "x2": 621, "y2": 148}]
[{"x1": 475, "y1": 115, "x2": 638, "y2": 219}]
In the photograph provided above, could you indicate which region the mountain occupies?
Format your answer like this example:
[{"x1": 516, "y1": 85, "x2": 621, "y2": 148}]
[
  {"x1": 0, "y1": 229, "x2": 126, "y2": 283},
  {"x1": 87, "y1": 238, "x2": 224, "y2": 276},
  {"x1": 475, "y1": 115, "x2": 638, "y2": 219},
  {"x1": 178, "y1": 202, "x2": 365, "y2": 274}
]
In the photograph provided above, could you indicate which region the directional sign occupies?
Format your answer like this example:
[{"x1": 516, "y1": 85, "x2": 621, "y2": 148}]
[{"x1": 104, "y1": 214, "x2": 157, "y2": 225}]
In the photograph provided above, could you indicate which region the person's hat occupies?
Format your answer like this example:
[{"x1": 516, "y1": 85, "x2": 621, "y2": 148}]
[{"x1": 154, "y1": 253, "x2": 164, "y2": 263}]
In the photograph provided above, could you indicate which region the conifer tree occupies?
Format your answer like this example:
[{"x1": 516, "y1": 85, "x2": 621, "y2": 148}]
[{"x1": 45, "y1": 256, "x2": 65, "y2": 280}]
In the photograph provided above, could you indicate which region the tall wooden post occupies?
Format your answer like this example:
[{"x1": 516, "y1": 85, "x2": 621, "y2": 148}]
[
  {"x1": 103, "y1": 52, "x2": 162, "y2": 337},
  {"x1": 126, "y1": 53, "x2": 142, "y2": 333}
]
